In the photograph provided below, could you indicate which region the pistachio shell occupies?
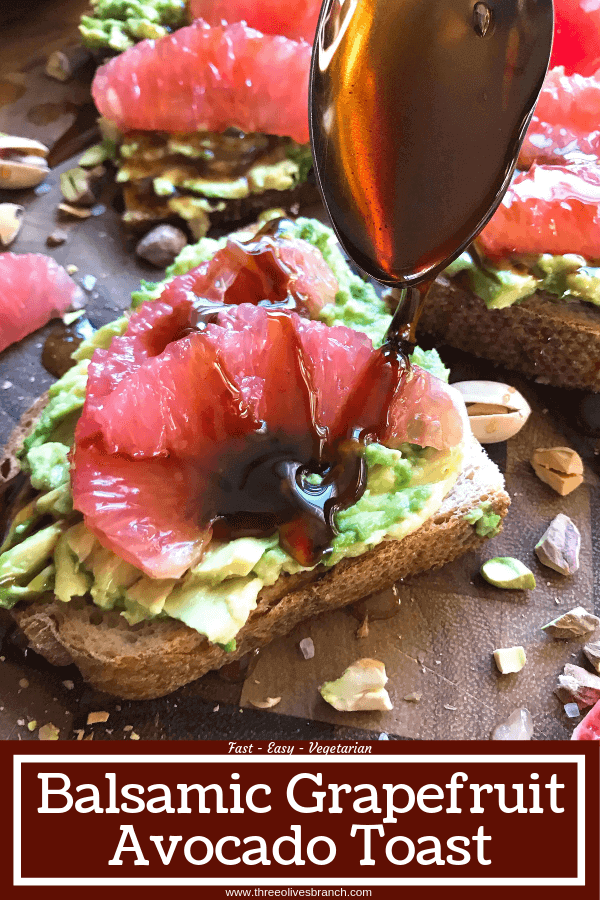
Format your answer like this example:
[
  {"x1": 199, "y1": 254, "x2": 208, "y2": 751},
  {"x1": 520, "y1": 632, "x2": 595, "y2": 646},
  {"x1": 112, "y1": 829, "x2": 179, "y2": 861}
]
[
  {"x1": 0, "y1": 203, "x2": 23, "y2": 246},
  {"x1": 453, "y1": 381, "x2": 531, "y2": 444},
  {"x1": 0, "y1": 158, "x2": 49, "y2": 189},
  {"x1": 249, "y1": 697, "x2": 281, "y2": 709},
  {"x1": 0, "y1": 134, "x2": 49, "y2": 157}
]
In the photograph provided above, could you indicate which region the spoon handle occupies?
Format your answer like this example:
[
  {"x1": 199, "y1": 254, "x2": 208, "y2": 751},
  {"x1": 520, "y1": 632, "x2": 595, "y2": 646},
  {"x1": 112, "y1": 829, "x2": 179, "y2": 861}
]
[{"x1": 385, "y1": 280, "x2": 433, "y2": 353}]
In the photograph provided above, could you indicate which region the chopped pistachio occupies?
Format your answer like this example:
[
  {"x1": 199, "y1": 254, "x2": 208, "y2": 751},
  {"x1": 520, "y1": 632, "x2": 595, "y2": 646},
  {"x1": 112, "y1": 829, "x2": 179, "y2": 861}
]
[
  {"x1": 38, "y1": 723, "x2": 60, "y2": 741},
  {"x1": 535, "y1": 514, "x2": 581, "y2": 575},
  {"x1": 58, "y1": 203, "x2": 92, "y2": 219},
  {"x1": 79, "y1": 139, "x2": 116, "y2": 168},
  {"x1": 60, "y1": 167, "x2": 95, "y2": 205},
  {"x1": 356, "y1": 616, "x2": 369, "y2": 639},
  {"x1": 298, "y1": 637, "x2": 315, "y2": 660},
  {"x1": 481, "y1": 557, "x2": 536, "y2": 590},
  {"x1": 249, "y1": 697, "x2": 281, "y2": 709},
  {"x1": 320, "y1": 659, "x2": 393, "y2": 712},
  {"x1": 583, "y1": 641, "x2": 600, "y2": 674},
  {"x1": 63, "y1": 309, "x2": 86, "y2": 326},
  {"x1": 136, "y1": 224, "x2": 187, "y2": 268},
  {"x1": 557, "y1": 664, "x2": 600, "y2": 707},
  {"x1": 46, "y1": 228, "x2": 69, "y2": 247},
  {"x1": 493, "y1": 646, "x2": 527, "y2": 674},
  {"x1": 531, "y1": 447, "x2": 584, "y2": 496},
  {"x1": 403, "y1": 692, "x2": 422, "y2": 703},
  {"x1": 542, "y1": 606, "x2": 599, "y2": 639},
  {"x1": 27, "y1": 720, "x2": 37, "y2": 732},
  {"x1": 491, "y1": 708, "x2": 533, "y2": 740},
  {"x1": 45, "y1": 50, "x2": 71, "y2": 82}
]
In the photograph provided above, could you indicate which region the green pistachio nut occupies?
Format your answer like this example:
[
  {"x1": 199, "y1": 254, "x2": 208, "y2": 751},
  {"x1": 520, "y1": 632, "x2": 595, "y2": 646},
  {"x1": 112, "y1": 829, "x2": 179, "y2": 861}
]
[{"x1": 481, "y1": 557, "x2": 536, "y2": 590}]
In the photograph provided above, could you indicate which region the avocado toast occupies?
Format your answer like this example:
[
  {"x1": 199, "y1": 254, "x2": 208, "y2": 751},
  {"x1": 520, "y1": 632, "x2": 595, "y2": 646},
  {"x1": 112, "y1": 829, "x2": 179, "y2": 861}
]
[
  {"x1": 81, "y1": 9, "x2": 318, "y2": 240},
  {"x1": 0, "y1": 217, "x2": 509, "y2": 699},
  {"x1": 419, "y1": 67, "x2": 600, "y2": 392}
]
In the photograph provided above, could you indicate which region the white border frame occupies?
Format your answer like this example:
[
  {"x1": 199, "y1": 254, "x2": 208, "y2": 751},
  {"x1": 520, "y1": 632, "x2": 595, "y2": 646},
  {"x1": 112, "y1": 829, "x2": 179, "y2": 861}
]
[{"x1": 13, "y1": 753, "x2": 586, "y2": 887}]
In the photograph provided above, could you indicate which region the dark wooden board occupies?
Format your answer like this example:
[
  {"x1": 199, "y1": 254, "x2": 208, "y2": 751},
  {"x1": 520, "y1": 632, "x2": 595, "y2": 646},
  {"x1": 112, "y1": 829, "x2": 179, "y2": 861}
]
[{"x1": 0, "y1": 3, "x2": 599, "y2": 742}]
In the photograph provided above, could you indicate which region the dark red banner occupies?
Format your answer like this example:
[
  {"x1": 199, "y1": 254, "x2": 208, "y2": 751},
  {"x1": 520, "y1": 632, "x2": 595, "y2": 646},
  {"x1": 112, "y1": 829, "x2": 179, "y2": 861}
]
[{"x1": 2, "y1": 741, "x2": 598, "y2": 898}]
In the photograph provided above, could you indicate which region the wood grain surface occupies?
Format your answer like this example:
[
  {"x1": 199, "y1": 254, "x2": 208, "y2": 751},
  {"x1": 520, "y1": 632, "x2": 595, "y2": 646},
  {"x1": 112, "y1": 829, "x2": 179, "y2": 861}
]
[{"x1": 0, "y1": 2, "x2": 598, "y2": 741}]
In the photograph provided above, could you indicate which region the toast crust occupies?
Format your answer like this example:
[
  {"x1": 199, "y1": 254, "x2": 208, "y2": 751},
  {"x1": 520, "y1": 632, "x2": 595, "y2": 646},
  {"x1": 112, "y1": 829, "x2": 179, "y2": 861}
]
[
  {"x1": 10, "y1": 439, "x2": 509, "y2": 699},
  {"x1": 419, "y1": 276, "x2": 600, "y2": 391}
]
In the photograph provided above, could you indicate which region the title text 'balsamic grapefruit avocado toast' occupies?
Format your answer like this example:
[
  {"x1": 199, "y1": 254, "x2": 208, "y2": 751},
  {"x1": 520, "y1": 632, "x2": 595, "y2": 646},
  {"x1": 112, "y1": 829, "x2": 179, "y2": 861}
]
[
  {"x1": 420, "y1": 5, "x2": 600, "y2": 391},
  {"x1": 0, "y1": 218, "x2": 508, "y2": 699}
]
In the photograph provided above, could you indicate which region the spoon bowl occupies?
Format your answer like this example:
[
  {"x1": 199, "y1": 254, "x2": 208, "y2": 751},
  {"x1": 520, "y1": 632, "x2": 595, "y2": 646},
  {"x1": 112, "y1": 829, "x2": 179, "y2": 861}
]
[{"x1": 310, "y1": 0, "x2": 554, "y2": 291}]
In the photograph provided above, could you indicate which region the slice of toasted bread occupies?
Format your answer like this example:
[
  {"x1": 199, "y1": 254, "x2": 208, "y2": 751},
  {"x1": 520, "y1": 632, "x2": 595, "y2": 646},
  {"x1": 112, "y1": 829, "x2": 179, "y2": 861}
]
[
  {"x1": 10, "y1": 438, "x2": 509, "y2": 699},
  {"x1": 122, "y1": 178, "x2": 320, "y2": 234},
  {"x1": 419, "y1": 276, "x2": 600, "y2": 391}
]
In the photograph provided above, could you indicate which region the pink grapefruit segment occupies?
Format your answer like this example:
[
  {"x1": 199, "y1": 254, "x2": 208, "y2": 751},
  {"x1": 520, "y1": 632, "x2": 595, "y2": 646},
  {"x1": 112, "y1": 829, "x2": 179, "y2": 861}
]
[
  {"x1": 76, "y1": 296, "x2": 195, "y2": 444},
  {"x1": 291, "y1": 315, "x2": 374, "y2": 439},
  {"x1": 92, "y1": 331, "x2": 257, "y2": 459},
  {"x1": 550, "y1": 0, "x2": 600, "y2": 75},
  {"x1": 520, "y1": 68, "x2": 600, "y2": 167},
  {"x1": 0, "y1": 253, "x2": 83, "y2": 355},
  {"x1": 161, "y1": 233, "x2": 338, "y2": 318},
  {"x1": 383, "y1": 368, "x2": 465, "y2": 452},
  {"x1": 477, "y1": 163, "x2": 600, "y2": 262},
  {"x1": 92, "y1": 19, "x2": 311, "y2": 143},
  {"x1": 71, "y1": 443, "x2": 211, "y2": 579},
  {"x1": 189, "y1": 0, "x2": 321, "y2": 42},
  {"x1": 572, "y1": 699, "x2": 600, "y2": 739}
]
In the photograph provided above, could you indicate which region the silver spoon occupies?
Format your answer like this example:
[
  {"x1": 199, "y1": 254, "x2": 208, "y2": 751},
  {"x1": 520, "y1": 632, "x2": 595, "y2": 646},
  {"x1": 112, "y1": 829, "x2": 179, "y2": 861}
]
[{"x1": 310, "y1": 0, "x2": 553, "y2": 351}]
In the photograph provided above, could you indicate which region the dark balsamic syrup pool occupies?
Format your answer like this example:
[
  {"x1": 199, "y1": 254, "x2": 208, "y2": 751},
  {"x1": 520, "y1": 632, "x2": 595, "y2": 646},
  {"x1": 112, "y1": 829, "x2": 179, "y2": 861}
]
[{"x1": 186, "y1": 219, "x2": 415, "y2": 567}]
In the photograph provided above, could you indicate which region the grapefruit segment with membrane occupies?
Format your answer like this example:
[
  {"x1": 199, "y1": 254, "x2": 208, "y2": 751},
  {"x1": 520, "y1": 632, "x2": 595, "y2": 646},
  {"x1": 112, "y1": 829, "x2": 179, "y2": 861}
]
[
  {"x1": 0, "y1": 253, "x2": 84, "y2": 355},
  {"x1": 204, "y1": 305, "x2": 318, "y2": 437},
  {"x1": 71, "y1": 444, "x2": 211, "y2": 580},
  {"x1": 188, "y1": 0, "x2": 321, "y2": 42},
  {"x1": 477, "y1": 163, "x2": 600, "y2": 262},
  {"x1": 520, "y1": 68, "x2": 600, "y2": 167},
  {"x1": 91, "y1": 331, "x2": 256, "y2": 459},
  {"x1": 161, "y1": 234, "x2": 338, "y2": 318},
  {"x1": 92, "y1": 19, "x2": 311, "y2": 143},
  {"x1": 383, "y1": 366, "x2": 466, "y2": 452},
  {"x1": 550, "y1": 0, "x2": 600, "y2": 75},
  {"x1": 291, "y1": 316, "x2": 374, "y2": 440},
  {"x1": 572, "y1": 699, "x2": 600, "y2": 739}
]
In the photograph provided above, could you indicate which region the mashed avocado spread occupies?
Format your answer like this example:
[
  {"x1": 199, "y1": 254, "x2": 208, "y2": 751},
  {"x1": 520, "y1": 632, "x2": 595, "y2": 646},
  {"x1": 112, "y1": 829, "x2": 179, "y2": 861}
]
[
  {"x1": 116, "y1": 133, "x2": 314, "y2": 237},
  {"x1": 446, "y1": 251, "x2": 600, "y2": 310},
  {"x1": 80, "y1": 0, "x2": 188, "y2": 52},
  {"x1": 0, "y1": 218, "x2": 463, "y2": 649}
]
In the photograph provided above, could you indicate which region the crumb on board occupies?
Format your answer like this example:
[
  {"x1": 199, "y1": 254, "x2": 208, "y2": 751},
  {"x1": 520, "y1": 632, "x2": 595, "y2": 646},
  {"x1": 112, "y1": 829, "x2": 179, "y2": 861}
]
[{"x1": 87, "y1": 711, "x2": 110, "y2": 725}]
